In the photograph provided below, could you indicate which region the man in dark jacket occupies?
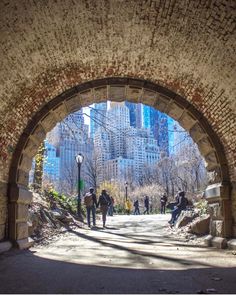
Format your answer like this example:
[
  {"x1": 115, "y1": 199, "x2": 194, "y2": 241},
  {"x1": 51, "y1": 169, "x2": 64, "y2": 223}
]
[
  {"x1": 168, "y1": 191, "x2": 187, "y2": 225},
  {"x1": 160, "y1": 194, "x2": 168, "y2": 214},
  {"x1": 143, "y1": 196, "x2": 150, "y2": 214},
  {"x1": 84, "y1": 187, "x2": 97, "y2": 228},
  {"x1": 133, "y1": 200, "x2": 140, "y2": 215}
]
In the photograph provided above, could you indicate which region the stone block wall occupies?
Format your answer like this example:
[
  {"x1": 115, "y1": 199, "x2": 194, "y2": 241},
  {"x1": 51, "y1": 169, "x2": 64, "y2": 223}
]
[
  {"x1": 0, "y1": 182, "x2": 7, "y2": 240},
  {"x1": 231, "y1": 182, "x2": 236, "y2": 236}
]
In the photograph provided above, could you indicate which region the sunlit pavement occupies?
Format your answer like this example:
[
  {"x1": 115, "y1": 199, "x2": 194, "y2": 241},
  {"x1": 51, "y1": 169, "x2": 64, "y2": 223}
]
[{"x1": 0, "y1": 214, "x2": 236, "y2": 294}]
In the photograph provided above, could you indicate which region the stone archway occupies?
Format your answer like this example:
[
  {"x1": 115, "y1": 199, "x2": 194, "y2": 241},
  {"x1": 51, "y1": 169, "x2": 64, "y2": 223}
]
[{"x1": 7, "y1": 77, "x2": 232, "y2": 249}]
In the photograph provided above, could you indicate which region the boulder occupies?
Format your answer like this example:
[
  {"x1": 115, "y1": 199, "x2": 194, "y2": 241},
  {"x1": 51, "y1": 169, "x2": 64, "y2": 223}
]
[
  {"x1": 51, "y1": 209, "x2": 66, "y2": 221},
  {"x1": 175, "y1": 210, "x2": 198, "y2": 228},
  {"x1": 190, "y1": 215, "x2": 210, "y2": 235}
]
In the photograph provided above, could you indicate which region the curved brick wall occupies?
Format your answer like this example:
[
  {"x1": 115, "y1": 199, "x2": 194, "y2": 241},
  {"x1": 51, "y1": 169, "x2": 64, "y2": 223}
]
[{"x1": 0, "y1": 0, "x2": 235, "y2": 242}]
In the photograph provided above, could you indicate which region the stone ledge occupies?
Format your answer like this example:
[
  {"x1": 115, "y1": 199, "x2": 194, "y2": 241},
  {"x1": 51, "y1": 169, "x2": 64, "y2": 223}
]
[
  {"x1": 227, "y1": 239, "x2": 236, "y2": 250},
  {"x1": 205, "y1": 183, "x2": 230, "y2": 200},
  {"x1": 0, "y1": 240, "x2": 12, "y2": 254},
  {"x1": 17, "y1": 237, "x2": 34, "y2": 250},
  {"x1": 204, "y1": 235, "x2": 227, "y2": 249}
]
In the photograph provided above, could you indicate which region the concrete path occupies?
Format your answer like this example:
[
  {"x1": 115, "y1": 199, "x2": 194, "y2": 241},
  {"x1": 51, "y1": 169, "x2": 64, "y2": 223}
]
[{"x1": 0, "y1": 214, "x2": 236, "y2": 294}]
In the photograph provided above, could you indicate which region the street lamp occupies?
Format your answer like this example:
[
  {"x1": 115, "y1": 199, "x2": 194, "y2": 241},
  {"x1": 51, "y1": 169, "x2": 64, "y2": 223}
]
[
  {"x1": 75, "y1": 153, "x2": 84, "y2": 218},
  {"x1": 125, "y1": 181, "x2": 128, "y2": 201}
]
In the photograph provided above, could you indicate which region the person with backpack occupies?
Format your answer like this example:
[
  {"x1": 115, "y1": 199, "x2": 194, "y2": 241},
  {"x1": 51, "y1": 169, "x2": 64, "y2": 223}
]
[
  {"x1": 133, "y1": 199, "x2": 140, "y2": 215},
  {"x1": 168, "y1": 190, "x2": 187, "y2": 226},
  {"x1": 160, "y1": 194, "x2": 168, "y2": 214},
  {"x1": 84, "y1": 187, "x2": 97, "y2": 228},
  {"x1": 97, "y1": 189, "x2": 111, "y2": 228}
]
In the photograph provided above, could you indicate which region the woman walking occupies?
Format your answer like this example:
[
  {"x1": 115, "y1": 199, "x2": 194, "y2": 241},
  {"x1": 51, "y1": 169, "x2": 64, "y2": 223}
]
[{"x1": 97, "y1": 189, "x2": 111, "y2": 228}]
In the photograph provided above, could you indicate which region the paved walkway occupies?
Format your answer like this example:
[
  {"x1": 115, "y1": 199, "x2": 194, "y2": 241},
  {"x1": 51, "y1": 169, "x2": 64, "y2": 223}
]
[{"x1": 0, "y1": 214, "x2": 236, "y2": 294}]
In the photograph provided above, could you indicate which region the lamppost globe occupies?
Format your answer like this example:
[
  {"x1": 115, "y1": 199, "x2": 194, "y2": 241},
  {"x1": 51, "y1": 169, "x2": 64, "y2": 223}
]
[{"x1": 75, "y1": 153, "x2": 84, "y2": 164}]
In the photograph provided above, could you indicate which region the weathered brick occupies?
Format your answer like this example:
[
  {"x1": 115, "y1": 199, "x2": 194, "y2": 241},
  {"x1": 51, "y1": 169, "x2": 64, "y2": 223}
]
[{"x1": 0, "y1": 0, "x2": 235, "y2": 241}]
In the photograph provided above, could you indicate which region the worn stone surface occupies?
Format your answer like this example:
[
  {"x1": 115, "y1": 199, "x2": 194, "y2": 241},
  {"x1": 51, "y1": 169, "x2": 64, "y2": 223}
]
[
  {"x1": 17, "y1": 222, "x2": 29, "y2": 240},
  {"x1": 208, "y1": 203, "x2": 222, "y2": 220},
  {"x1": 190, "y1": 215, "x2": 210, "y2": 235},
  {"x1": 227, "y1": 239, "x2": 236, "y2": 250},
  {"x1": 0, "y1": 224, "x2": 6, "y2": 241},
  {"x1": 175, "y1": 210, "x2": 198, "y2": 228},
  {"x1": 17, "y1": 238, "x2": 34, "y2": 250},
  {"x1": 0, "y1": 241, "x2": 12, "y2": 253},
  {"x1": 16, "y1": 204, "x2": 29, "y2": 221},
  {"x1": 211, "y1": 236, "x2": 228, "y2": 249},
  {"x1": 0, "y1": 0, "x2": 235, "y2": 241},
  {"x1": 210, "y1": 220, "x2": 224, "y2": 237}
]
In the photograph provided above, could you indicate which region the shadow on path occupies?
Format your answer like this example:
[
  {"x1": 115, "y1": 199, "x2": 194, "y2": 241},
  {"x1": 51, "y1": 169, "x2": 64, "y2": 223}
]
[
  {"x1": 68, "y1": 229, "x2": 213, "y2": 267},
  {"x1": 0, "y1": 249, "x2": 236, "y2": 294}
]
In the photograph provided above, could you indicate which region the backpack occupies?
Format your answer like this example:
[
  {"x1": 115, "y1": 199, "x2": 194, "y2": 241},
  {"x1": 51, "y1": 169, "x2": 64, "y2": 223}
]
[
  {"x1": 181, "y1": 196, "x2": 189, "y2": 209},
  {"x1": 84, "y1": 193, "x2": 94, "y2": 207},
  {"x1": 100, "y1": 194, "x2": 110, "y2": 206}
]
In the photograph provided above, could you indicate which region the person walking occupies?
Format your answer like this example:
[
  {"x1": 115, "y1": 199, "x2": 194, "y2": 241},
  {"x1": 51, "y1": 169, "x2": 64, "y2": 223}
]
[
  {"x1": 84, "y1": 187, "x2": 97, "y2": 228},
  {"x1": 168, "y1": 191, "x2": 187, "y2": 226},
  {"x1": 143, "y1": 195, "x2": 150, "y2": 214},
  {"x1": 97, "y1": 189, "x2": 111, "y2": 228},
  {"x1": 133, "y1": 199, "x2": 140, "y2": 215},
  {"x1": 160, "y1": 194, "x2": 168, "y2": 214},
  {"x1": 108, "y1": 196, "x2": 114, "y2": 216}
]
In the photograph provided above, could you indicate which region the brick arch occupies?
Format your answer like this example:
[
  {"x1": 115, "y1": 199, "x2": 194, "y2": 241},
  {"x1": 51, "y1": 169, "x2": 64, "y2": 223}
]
[{"x1": 7, "y1": 77, "x2": 232, "y2": 248}]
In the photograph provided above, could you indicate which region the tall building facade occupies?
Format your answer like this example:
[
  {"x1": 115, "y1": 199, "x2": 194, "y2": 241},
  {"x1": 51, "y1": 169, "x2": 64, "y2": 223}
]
[
  {"x1": 106, "y1": 102, "x2": 130, "y2": 158},
  {"x1": 125, "y1": 127, "x2": 159, "y2": 181},
  {"x1": 42, "y1": 110, "x2": 93, "y2": 194},
  {"x1": 43, "y1": 140, "x2": 60, "y2": 186},
  {"x1": 168, "y1": 117, "x2": 175, "y2": 155},
  {"x1": 59, "y1": 110, "x2": 93, "y2": 192},
  {"x1": 94, "y1": 102, "x2": 159, "y2": 184},
  {"x1": 90, "y1": 102, "x2": 107, "y2": 139}
]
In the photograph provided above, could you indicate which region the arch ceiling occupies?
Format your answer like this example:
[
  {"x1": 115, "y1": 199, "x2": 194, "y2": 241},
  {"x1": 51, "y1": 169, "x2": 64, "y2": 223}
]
[{"x1": 0, "y1": 1, "x2": 235, "y2": 176}]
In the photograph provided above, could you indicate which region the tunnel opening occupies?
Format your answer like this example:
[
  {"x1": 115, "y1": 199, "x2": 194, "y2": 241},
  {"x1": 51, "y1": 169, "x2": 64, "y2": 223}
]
[{"x1": 6, "y1": 77, "x2": 232, "y2": 249}]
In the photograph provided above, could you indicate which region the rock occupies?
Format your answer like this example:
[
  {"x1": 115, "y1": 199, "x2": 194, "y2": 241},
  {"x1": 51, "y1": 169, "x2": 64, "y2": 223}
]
[
  {"x1": 40, "y1": 210, "x2": 51, "y2": 223},
  {"x1": 175, "y1": 210, "x2": 198, "y2": 228},
  {"x1": 212, "y1": 237, "x2": 227, "y2": 249},
  {"x1": 227, "y1": 239, "x2": 236, "y2": 250},
  {"x1": 51, "y1": 210, "x2": 63, "y2": 219},
  {"x1": 190, "y1": 215, "x2": 210, "y2": 235},
  {"x1": 204, "y1": 235, "x2": 213, "y2": 247}
]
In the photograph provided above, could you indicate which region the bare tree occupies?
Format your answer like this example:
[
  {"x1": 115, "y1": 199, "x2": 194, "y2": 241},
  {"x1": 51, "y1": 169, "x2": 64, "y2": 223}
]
[{"x1": 83, "y1": 151, "x2": 100, "y2": 191}]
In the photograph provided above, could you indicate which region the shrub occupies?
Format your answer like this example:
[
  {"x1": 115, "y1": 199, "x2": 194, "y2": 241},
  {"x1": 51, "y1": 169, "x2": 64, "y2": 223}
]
[{"x1": 194, "y1": 199, "x2": 209, "y2": 215}]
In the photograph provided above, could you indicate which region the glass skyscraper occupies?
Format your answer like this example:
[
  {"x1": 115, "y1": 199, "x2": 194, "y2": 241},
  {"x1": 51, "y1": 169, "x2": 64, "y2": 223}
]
[
  {"x1": 142, "y1": 105, "x2": 169, "y2": 156},
  {"x1": 125, "y1": 101, "x2": 142, "y2": 128}
]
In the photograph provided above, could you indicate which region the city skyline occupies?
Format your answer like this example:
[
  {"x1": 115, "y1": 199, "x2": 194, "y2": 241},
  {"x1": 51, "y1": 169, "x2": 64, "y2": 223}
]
[{"x1": 30, "y1": 100, "x2": 194, "y2": 194}]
